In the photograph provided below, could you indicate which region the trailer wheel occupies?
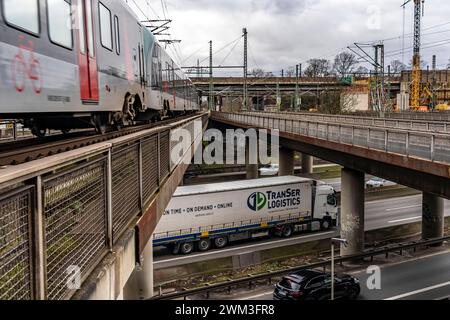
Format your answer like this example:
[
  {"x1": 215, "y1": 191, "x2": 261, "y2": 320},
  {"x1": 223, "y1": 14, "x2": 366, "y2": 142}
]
[
  {"x1": 214, "y1": 237, "x2": 228, "y2": 249},
  {"x1": 281, "y1": 225, "x2": 293, "y2": 238},
  {"x1": 197, "y1": 239, "x2": 212, "y2": 252},
  {"x1": 180, "y1": 242, "x2": 194, "y2": 255}
]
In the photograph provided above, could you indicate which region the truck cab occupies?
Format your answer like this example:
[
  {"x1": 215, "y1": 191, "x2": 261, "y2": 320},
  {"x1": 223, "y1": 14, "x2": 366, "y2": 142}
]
[{"x1": 313, "y1": 184, "x2": 338, "y2": 230}]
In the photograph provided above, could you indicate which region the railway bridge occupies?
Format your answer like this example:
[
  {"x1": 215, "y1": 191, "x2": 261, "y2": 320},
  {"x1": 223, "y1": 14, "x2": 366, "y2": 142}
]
[
  {"x1": 0, "y1": 113, "x2": 208, "y2": 300},
  {"x1": 211, "y1": 111, "x2": 450, "y2": 257}
]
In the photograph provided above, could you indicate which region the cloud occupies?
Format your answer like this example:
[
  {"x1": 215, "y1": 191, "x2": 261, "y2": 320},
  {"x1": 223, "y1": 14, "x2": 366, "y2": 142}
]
[{"x1": 134, "y1": 0, "x2": 450, "y2": 73}]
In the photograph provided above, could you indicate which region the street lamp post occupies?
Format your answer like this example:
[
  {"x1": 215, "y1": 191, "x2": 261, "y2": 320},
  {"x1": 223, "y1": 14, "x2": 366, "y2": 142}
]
[{"x1": 331, "y1": 238, "x2": 348, "y2": 300}]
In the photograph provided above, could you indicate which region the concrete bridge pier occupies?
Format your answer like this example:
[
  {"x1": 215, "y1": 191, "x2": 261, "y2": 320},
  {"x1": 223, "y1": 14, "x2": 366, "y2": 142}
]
[
  {"x1": 123, "y1": 239, "x2": 154, "y2": 300},
  {"x1": 279, "y1": 147, "x2": 295, "y2": 176},
  {"x1": 301, "y1": 154, "x2": 313, "y2": 174},
  {"x1": 340, "y1": 168, "x2": 365, "y2": 257},
  {"x1": 246, "y1": 138, "x2": 259, "y2": 179},
  {"x1": 422, "y1": 192, "x2": 444, "y2": 243}
]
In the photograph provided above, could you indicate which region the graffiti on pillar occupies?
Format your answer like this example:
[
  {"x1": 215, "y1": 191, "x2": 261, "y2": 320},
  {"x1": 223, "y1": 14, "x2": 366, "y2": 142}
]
[
  {"x1": 422, "y1": 203, "x2": 435, "y2": 224},
  {"x1": 341, "y1": 215, "x2": 361, "y2": 239}
]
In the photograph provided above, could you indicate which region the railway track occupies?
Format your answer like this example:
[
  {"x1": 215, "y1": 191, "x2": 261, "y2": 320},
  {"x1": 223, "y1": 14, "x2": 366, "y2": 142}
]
[{"x1": 0, "y1": 113, "x2": 201, "y2": 167}]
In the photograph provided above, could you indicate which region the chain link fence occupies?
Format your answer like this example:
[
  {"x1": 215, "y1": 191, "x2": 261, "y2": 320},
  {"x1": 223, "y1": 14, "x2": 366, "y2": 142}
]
[
  {"x1": 0, "y1": 114, "x2": 207, "y2": 300},
  {"x1": 0, "y1": 187, "x2": 33, "y2": 300},
  {"x1": 112, "y1": 144, "x2": 140, "y2": 240},
  {"x1": 44, "y1": 160, "x2": 108, "y2": 300}
]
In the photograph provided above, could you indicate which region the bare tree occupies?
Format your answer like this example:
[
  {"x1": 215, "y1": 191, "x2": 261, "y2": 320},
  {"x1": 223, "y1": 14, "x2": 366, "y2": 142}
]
[
  {"x1": 285, "y1": 67, "x2": 296, "y2": 77},
  {"x1": 318, "y1": 89, "x2": 358, "y2": 114},
  {"x1": 333, "y1": 52, "x2": 359, "y2": 77},
  {"x1": 355, "y1": 65, "x2": 369, "y2": 75},
  {"x1": 340, "y1": 91, "x2": 358, "y2": 113},
  {"x1": 250, "y1": 68, "x2": 266, "y2": 77},
  {"x1": 304, "y1": 59, "x2": 331, "y2": 77},
  {"x1": 408, "y1": 58, "x2": 428, "y2": 70},
  {"x1": 390, "y1": 60, "x2": 407, "y2": 74}
]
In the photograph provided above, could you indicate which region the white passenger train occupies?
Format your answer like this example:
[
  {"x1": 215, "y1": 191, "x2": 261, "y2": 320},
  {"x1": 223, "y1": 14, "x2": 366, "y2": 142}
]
[{"x1": 0, "y1": 0, "x2": 198, "y2": 136}]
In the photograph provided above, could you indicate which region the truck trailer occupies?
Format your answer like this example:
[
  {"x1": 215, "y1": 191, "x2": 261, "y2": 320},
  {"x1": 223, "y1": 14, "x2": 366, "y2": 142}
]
[{"x1": 153, "y1": 176, "x2": 339, "y2": 255}]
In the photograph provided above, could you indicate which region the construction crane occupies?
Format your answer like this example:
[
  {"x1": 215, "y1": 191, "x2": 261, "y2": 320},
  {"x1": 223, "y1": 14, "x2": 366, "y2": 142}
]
[{"x1": 401, "y1": 0, "x2": 425, "y2": 111}]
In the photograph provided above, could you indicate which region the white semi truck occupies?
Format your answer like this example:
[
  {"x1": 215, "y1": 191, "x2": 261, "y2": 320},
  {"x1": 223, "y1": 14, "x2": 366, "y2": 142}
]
[{"x1": 153, "y1": 176, "x2": 339, "y2": 255}]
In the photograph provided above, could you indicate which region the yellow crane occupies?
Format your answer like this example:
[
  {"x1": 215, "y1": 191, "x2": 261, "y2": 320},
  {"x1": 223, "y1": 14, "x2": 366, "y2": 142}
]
[{"x1": 402, "y1": 0, "x2": 425, "y2": 111}]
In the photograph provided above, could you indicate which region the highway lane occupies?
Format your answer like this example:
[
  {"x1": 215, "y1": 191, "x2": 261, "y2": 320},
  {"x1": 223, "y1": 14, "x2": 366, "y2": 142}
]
[
  {"x1": 360, "y1": 252, "x2": 450, "y2": 300},
  {"x1": 365, "y1": 195, "x2": 450, "y2": 230},
  {"x1": 239, "y1": 251, "x2": 450, "y2": 300},
  {"x1": 154, "y1": 195, "x2": 450, "y2": 269},
  {"x1": 154, "y1": 231, "x2": 338, "y2": 269}
]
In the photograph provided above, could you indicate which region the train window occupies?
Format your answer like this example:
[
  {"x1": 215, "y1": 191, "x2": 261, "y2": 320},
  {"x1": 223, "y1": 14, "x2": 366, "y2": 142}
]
[
  {"x1": 152, "y1": 44, "x2": 159, "y2": 58},
  {"x1": 99, "y1": 2, "x2": 112, "y2": 51},
  {"x1": 77, "y1": 0, "x2": 86, "y2": 53},
  {"x1": 114, "y1": 15, "x2": 120, "y2": 55},
  {"x1": 47, "y1": 0, "x2": 73, "y2": 49},
  {"x1": 3, "y1": 0, "x2": 40, "y2": 35},
  {"x1": 85, "y1": 0, "x2": 94, "y2": 57}
]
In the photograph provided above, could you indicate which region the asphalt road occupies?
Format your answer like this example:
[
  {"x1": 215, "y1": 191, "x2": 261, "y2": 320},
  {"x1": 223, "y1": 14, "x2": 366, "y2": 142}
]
[
  {"x1": 153, "y1": 195, "x2": 450, "y2": 269},
  {"x1": 237, "y1": 251, "x2": 450, "y2": 300}
]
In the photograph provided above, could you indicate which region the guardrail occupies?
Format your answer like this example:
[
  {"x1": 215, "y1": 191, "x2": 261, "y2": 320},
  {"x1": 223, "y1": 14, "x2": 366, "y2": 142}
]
[
  {"x1": 0, "y1": 113, "x2": 208, "y2": 300},
  {"x1": 152, "y1": 236, "x2": 450, "y2": 300},
  {"x1": 245, "y1": 111, "x2": 450, "y2": 133},
  {"x1": 212, "y1": 112, "x2": 450, "y2": 164}
]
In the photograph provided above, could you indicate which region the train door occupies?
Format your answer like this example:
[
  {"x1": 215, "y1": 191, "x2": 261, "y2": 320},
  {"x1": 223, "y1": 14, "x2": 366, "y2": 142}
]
[{"x1": 77, "y1": 0, "x2": 99, "y2": 102}]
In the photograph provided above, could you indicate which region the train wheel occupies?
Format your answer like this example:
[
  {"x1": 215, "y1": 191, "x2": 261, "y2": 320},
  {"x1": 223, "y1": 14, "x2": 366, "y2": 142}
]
[
  {"x1": 31, "y1": 126, "x2": 46, "y2": 138},
  {"x1": 93, "y1": 114, "x2": 108, "y2": 135},
  {"x1": 180, "y1": 242, "x2": 194, "y2": 255},
  {"x1": 197, "y1": 239, "x2": 212, "y2": 252},
  {"x1": 214, "y1": 237, "x2": 228, "y2": 249}
]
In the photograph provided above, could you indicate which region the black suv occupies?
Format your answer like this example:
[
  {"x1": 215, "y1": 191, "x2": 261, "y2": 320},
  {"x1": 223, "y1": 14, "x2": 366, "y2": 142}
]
[{"x1": 273, "y1": 269, "x2": 360, "y2": 301}]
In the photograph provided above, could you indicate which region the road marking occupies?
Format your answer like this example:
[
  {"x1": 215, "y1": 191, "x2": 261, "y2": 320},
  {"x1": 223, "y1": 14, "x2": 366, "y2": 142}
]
[
  {"x1": 366, "y1": 194, "x2": 421, "y2": 205},
  {"x1": 384, "y1": 281, "x2": 450, "y2": 300},
  {"x1": 388, "y1": 216, "x2": 421, "y2": 224},
  {"x1": 385, "y1": 205, "x2": 421, "y2": 212},
  {"x1": 154, "y1": 231, "x2": 336, "y2": 265},
  {"x1": 241, "y1": 290, "x2": 274, "y2": 300}
]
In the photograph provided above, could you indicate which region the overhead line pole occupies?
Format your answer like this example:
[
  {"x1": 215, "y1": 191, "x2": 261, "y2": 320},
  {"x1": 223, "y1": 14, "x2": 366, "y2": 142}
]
[
  {"x1": 295, "y1": 64, "x2": 300, "y2": 111},
  {"x1": 243, "y1": 28, "x2": 249, "y2": 111},
  {"x1": 209, "y1": 40, "x2": 214, "y2": 111}
]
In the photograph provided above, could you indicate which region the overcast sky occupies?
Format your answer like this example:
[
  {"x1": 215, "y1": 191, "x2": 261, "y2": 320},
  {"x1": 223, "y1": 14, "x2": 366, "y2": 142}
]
[{"x1": 132, "y1": 0, "x2": 450, "y2": 76}]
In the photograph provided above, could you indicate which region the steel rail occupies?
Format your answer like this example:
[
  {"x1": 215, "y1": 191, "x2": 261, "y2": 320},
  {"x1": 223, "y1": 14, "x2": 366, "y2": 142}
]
[{"x1": 0, "y1": 113, "x2": 201, "y2": 166}]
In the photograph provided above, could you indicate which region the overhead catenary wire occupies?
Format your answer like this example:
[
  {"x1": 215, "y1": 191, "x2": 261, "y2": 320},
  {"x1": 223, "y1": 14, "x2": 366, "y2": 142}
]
[{"x1": 218, "y1": 37, "x2": 242, "y2": 67}]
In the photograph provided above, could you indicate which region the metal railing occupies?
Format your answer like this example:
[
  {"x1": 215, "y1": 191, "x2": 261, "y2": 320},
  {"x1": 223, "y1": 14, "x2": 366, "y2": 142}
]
[
  {"x1": 245, "y1": 111, "x2": 450, "y2": 133},
  {"x1": 153, "y1": 236, "x2": 450, "y2": 300},
  {"x1": 0, "y1": 113, "x2": 208, "y2": 300},
  {"x1": 356, "y1": 111, "x2": 450, "y2": 122},
  {"x1": 213, "y1": 112, "x2": 450, "y2": 164}
]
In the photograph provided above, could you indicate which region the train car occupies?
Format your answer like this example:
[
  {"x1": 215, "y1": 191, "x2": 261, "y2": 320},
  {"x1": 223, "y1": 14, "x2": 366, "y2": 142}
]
[{"x1": 0, "y1": 0, "x2": 198, "y2": 136}]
